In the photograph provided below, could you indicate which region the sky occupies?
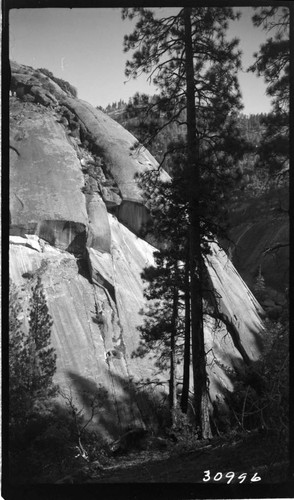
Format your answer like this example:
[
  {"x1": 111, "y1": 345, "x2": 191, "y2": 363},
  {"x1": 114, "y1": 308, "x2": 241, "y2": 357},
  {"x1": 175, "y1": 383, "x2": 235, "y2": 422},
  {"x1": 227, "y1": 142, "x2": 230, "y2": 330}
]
[{"x1": 9, "y1": 7, "x2": 274, "y2": 115}]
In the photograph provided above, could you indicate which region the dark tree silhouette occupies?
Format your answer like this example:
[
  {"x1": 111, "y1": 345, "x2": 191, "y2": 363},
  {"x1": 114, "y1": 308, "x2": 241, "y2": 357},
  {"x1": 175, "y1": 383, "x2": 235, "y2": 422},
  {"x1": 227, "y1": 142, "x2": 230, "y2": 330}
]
[
  {"x1": 248, "y1": 7, "x2": 289, "y2": 177},
  {"x1": 122, "y1": 7, "x2": 248, "y2": 438}
]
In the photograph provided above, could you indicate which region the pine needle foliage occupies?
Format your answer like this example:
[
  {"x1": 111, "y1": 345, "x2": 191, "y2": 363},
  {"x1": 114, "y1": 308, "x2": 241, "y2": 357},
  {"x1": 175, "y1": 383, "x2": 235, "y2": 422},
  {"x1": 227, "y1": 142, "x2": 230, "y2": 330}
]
[
  {"x1": 28, "y1": 276, "x2": 57, "y2": 397},
  {"x1": 122, "y1": 6, "x2": 251, "y2": 438},
  {"x1": 9, "y1": 277, "x2": 57, "y2": 420},
  {"x1": 248, "y1": 7, "x2": 289, "y2": 177}
]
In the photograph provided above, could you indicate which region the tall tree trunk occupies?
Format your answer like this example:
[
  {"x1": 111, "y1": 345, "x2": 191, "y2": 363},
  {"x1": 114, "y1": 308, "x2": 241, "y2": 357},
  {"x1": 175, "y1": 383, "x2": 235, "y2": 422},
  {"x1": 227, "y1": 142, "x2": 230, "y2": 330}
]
[
  {"x1": 184, "y1": 7, "x2": 212, "y2": 439},
  {"x1": 181, "y1": 252, "x2": 190, "y2": 414},
  {"x1": 169, "y1": 262, "x2": 179, "y2": 427}
]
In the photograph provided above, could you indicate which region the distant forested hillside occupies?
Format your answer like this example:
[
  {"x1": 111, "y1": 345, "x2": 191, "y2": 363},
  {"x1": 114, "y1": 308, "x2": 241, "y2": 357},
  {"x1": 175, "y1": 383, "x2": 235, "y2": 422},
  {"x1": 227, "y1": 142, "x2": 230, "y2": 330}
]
[{"x1": 100, "y1": 94, "x2": 268, "y2": 197}]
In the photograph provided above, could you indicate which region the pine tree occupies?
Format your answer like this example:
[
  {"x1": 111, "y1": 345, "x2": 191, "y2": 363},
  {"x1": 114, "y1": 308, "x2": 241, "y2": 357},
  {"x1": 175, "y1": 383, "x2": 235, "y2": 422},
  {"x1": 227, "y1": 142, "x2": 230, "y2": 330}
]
[
  {"x1": 253, "y1": 264, "x2": 266, "y2": 302},
  {"x1": 9, "y1": 280, "x2": 31, "y2": 418},
  {"x1": 9, "y1": 277, "x2": 57, "y2": 422},
  {"x1": 133, "y1": 250, "x2": 186, "y2": 426},
  {"x1": 133, "y1": 165, "x2": 190, "y2": 426},
  {"x1": 28, "y1": 276, "x2": 57, "y2": 397},
  {"x1": 248, "y1": 7, "x2": 289, "y2": 177},
  {"x1": 123, "y1": 7, "x2": 247, "y2": 438}
]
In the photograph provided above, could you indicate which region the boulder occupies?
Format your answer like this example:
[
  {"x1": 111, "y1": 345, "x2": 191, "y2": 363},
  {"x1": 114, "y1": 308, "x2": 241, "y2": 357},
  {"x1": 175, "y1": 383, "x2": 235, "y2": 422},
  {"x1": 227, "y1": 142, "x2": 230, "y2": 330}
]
[
  {"x1": 100, "y1": 186, "x2": 122, "y2": 209},
  {"x1": 9, "y1": 234, "x2": 42, "y2": 252},
  {"x1": 110, "y1": 429, "x2": 149, "y2": 455},
  {"x1": 146, "y1": 436, "x2": 168, "y2": 451}
]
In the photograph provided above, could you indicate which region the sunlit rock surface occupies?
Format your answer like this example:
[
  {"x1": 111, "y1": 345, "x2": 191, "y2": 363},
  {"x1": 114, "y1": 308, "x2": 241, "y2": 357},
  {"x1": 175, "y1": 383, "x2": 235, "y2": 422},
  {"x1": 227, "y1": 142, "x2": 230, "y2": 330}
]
[
  {"x1": 9, "y1": 223, "x2": 264, "y2": 439},
  {"x1": 60, "y1": 97, "x2": 169, "y2": 237},
  {"x1": 86, "y1": 193, "x2": 111, "y2": 253},
  {"x1": 10, "y1": 101, "x2": 88, "y2": 252},
  {"x1": 205, "y1": 243, "x2": 264, "y2": 364},
  {"x1": 9, "y1": 225, "x2": 162, "y2": 439},
  {"x1": 10, "y1": 61, "x2": 69, "y2": 102},
  {"x1": 62, "y1": 97, "x2": 168, "y2": 203},
  {"x1": 9, "y1": 61, "x2": 265, "y2": 439},
  {"x1": 10, "y1": 61, "x2": 169, "y2": 238}
]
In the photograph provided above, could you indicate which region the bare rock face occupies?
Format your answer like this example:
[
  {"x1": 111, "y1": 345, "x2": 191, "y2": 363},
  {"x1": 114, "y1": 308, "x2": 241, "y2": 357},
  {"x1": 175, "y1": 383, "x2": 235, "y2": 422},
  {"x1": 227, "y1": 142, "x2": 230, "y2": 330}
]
[
  {"x1": 10, "y1": 61, "x2": 69, "y2": 102},
  {"x1": 9, "y1": 61, "x2": 265, "y2": 439},
  {"x1": 115, "y1": 200, "x2": 152, "y2": 238},
  {"x1": 86, "y1": 193, "x2": 111, "y2": 253},
  {"x1": 204, "y1": 243, "x2": 264, "y2": 384},
  {"x1": 60, "y1": 97, "x2": 169, "y2": 236},
  {"x1": 9, "y1": 226, "x2": 161, "y2": 440},
  {"x1": 228, "y1": 187, "x2": 289, "y2": 291},
  {"x1": 62, "y1": 98, "x2": 168, "y2": 202},
  {"x1": 232, "y1": 218, "x2": 289, "y2": 293},
  {"x1": 10, "y1": 101, "x2": 88, "y2": 252},
  {"x1": 228, "y1": 187, "x2": 289, "y2": 318},
  {"x1": 9, "y1": 219, "x2": 264, "y2": 439},
  {"x1": 10, "y1": 62, "x2": 168, "y2": 240}
]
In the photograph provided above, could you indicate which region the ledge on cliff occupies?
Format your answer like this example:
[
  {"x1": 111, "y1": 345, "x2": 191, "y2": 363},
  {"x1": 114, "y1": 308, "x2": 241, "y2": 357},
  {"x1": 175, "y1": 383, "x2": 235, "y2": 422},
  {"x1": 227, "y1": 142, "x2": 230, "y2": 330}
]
[
  {"x1": 10, "y1": 61, "x2": 170, "y2": 242},
  {"x1": 10, "y1": 98, "x2": 88, "y2": 252},
  {"x1": 9, "y1": 62, "x2": 265, "y2": 438},
  {"x1": 9, "y1": 215, "x2": 264, "y2": 437},
  {"x1": 62, "y1": 97, "x2": 169, "y2": 203}
]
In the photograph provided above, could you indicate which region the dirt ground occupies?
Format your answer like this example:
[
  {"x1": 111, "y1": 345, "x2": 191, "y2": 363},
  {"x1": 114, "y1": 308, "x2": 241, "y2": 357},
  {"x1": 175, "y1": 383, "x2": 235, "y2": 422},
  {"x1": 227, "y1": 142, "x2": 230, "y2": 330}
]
[{"x1": 85, "y1": 432, "x2": 289, "y2": 484}]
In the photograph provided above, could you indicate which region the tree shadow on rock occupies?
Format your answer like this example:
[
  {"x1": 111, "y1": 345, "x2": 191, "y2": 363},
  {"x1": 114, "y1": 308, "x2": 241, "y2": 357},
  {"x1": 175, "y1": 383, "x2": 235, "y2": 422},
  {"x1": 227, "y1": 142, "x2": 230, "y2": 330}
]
[
  {"x1": 66, "y1": 370, "x2": 169, "y2": 441},
  {"x1": 65, "y1": 371, "x2": 120, "y2": 441}
]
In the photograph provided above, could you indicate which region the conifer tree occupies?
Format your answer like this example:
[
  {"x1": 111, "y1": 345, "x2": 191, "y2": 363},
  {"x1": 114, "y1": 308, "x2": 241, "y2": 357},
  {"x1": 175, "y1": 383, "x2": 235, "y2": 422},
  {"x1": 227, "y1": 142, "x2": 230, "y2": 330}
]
[
  {"x1": 9, "y1": 280, "x2": 31, "y2": 418},
  {"x1": 134, "y1": 251, "x2": 182, "y2": 426},
  {"x1": 123, "y1": 7, "x2": 247, "y2": 438},
  {"x1": 248, "y1": 7, "x2": 289, "y2": 177},
  {"x1": 9, "y1": 277, "x2": 57, "y2": 421},
  {"x1": 28, "y1": 276, "x2": 57, "y2": 397},
  {"x1": 133, "y1": 166, "x2": 188, "y2": 425}
]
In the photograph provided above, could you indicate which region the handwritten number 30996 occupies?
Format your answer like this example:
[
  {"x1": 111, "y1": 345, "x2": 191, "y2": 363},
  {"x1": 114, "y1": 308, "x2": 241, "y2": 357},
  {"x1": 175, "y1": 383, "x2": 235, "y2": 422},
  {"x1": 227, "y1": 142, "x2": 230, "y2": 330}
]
[{"x1": 203, "y1": 470, "x2": 261, "y2": 483}]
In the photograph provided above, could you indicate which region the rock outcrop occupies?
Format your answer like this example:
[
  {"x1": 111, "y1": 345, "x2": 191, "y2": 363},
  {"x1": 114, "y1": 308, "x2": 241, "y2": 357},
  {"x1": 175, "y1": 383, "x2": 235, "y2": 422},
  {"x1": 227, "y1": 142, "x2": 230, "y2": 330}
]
[
  {"x1": 227, "y1": 187, "x2": 289, "y2": 316},
  {"x1": 10, "y1": 102, "x2": 88, "y2": 252},
  {"x1": 9, "y1": 62, "x2": 265, "y2": 439}
]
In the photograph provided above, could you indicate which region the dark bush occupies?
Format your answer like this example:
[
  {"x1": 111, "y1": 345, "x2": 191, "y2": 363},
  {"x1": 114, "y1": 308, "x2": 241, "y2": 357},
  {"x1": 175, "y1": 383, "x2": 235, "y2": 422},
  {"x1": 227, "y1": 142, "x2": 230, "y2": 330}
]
[
  {"x1": 9, "y1": 401, "x2": 87, "y2": 483},
  {"x1": 225, "y1": 313, "x2": 289, "y2": 462}
]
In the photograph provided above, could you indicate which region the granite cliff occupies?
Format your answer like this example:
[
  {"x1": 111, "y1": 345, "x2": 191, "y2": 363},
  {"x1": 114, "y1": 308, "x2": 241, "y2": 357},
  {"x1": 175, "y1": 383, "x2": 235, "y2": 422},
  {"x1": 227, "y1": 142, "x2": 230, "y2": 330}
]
[
  {"x1": 9, "y1": 62, "x2": 265, "y2": 440},
  {"x1": 228, "y1": 187, "x2": 289, "y2": 319}
]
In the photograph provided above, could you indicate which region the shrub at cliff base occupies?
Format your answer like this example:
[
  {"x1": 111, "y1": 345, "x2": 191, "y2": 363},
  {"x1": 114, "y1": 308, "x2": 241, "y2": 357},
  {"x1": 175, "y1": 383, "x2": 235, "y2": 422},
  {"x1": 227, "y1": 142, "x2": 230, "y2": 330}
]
[
  {"x1": 225, "y1": 309, "x2": 289, "y2": 463},
  {"x1": 9, "y1": 279, "x2": 90, "y2": 482}
]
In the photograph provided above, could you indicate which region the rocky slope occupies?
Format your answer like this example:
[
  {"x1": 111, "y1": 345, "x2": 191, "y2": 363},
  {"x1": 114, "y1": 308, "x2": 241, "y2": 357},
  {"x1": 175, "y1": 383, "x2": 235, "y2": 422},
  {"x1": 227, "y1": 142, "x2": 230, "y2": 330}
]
[
  {"x1": 227, "y1": 187, "x2": 289, "y2": 319},
  {"x1": 9, "y1": 62, "x2": 265, "y2": 440}
]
